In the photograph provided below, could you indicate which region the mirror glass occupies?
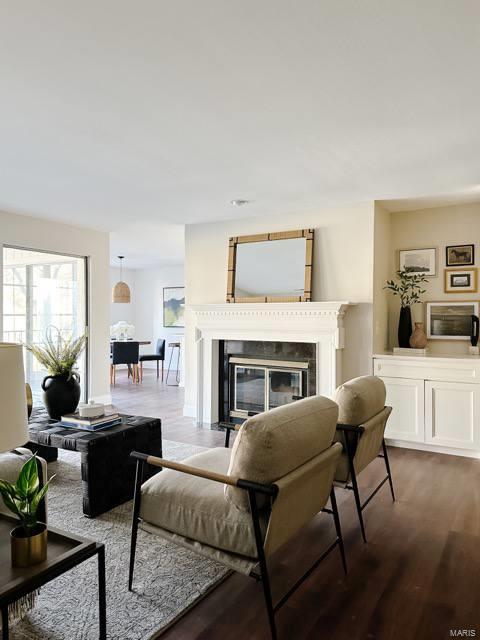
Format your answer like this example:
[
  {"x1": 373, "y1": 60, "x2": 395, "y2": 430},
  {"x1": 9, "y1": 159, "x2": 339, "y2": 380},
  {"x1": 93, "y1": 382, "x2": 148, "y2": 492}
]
[{"x1": 234, "y1": 237, "x2": 306, "y2": 298}]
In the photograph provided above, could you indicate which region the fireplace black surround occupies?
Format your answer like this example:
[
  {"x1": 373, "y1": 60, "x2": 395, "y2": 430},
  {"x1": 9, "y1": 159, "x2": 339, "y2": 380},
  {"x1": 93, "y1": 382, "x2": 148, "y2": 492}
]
[{"x1": 219, "y1": 340, "x2": 316, "y2": 424}]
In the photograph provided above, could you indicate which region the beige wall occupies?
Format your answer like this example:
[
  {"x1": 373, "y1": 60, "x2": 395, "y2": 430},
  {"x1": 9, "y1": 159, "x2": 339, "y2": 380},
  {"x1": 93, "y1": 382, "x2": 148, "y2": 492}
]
[
  {"x1": 387, "y1": 201, "x2": 480, "y2": 354},
  {"x1": 373, "y1": 202, "x2": 393, "y2": 352},
  {"x1": 0, "y1": 210, "x2": 111, "y2": 402},
  {"x1": 184, "y1": 202, "x2": 375, "y2": 416}
]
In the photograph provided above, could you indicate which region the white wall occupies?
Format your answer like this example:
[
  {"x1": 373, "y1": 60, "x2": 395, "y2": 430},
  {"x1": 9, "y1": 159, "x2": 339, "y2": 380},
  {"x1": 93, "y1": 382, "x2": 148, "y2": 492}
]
[
  {"x1": 184, "y1": 202, "x2": 375, "y2": 417},
  {"x1": 387, "y1": 201, "x2": 480, "y2": 355},
  {"x1": 110, "y1": 263, "x2": 184, "y2": 366},
  {"x1": 134, "y1": 264, "x2": 184, "y2": 364},
  {"x1": 0, "y1": 210, "x2": 110, "y2": 403}
]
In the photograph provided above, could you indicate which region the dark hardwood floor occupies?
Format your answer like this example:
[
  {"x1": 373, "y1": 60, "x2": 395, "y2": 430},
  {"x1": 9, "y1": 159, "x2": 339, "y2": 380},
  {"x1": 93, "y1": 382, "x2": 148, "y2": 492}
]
[{"x1": 111, "y1": 369, "x2": 480, "y2": 640}]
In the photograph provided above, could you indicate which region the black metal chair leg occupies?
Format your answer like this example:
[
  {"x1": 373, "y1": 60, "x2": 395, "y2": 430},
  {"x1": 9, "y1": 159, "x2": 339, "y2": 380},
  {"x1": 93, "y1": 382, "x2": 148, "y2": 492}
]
[
  {"x1": 330, "y1": 488, "x2": 347, "y2": 575},
  {"x1": 248, "y1": 490, "x2": 277, "y2": 640},
  {"x1": 382, "y1": 439, "x2": 395, "y2": 502},
  {"x1": 128, "y1": 460, "x2": 143, "y2": 591},
  {"x1": 350, "y1": 467, "x2": 367, "y2": 543}
]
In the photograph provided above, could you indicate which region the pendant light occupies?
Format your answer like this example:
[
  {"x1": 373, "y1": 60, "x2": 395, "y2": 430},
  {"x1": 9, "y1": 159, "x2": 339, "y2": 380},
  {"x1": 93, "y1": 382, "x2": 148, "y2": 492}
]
[{"x1": 112, "y1": 256, "x2": 131, "y2": 303}]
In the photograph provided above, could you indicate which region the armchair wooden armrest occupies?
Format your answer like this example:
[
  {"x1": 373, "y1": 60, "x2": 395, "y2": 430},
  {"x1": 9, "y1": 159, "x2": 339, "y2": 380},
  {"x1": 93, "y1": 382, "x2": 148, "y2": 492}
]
[{"x1": 130, "y1": 452, "x2": 277, "y2": 496}]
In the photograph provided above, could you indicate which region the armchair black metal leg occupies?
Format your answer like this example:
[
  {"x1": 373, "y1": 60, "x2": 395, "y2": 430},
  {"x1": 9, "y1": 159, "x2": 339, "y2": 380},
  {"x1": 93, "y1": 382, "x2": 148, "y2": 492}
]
[
  {"x1": 330, "y1": 488, "x2": 347, "y2": 575},
  {"x1": 224, "y1": 428, "x2": 231, "y2": 448},
  {"x1": 97, "y1": 545, "x2": 107, "y2": 639},
  {"x1": 2, "y1": 606, "x2": 8, "y2": 640},
  {"x1": 382, "y1": 439, "x2": 395, "y2": 502},
  {"x1": 128, "y1": 460, "x2": 144, "y2": 591},
  {"x1": 248, "y1": 490, "x2": 277, "y2": 640},
  {"x1": 350, "y1": 467, "x2": 367, "y2": 543}
]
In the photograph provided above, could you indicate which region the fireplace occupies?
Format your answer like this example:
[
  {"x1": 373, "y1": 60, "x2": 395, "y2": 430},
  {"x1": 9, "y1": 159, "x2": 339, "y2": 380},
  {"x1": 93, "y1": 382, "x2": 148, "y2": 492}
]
[
  {"x1": 219, "y1": 340, "x2": 316, "y2": 423},
  {"x1": 187, "y1": 302, "x2": 351, "y2": 426}
]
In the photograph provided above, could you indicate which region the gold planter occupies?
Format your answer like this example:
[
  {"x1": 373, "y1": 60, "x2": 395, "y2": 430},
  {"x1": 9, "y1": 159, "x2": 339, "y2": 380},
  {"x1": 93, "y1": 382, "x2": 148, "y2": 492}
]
[{"x1": 11, "y1": 524, "x2": 47, "y2": 567}]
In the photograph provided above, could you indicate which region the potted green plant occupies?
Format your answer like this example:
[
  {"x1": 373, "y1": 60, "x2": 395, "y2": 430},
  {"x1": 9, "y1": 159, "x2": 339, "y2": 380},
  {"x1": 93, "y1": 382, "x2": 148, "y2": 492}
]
[
  {"x1": 385, "y1": 270, "x2": 428, "y2": 348},
  {"x1": 26, "y1": 327, "x2": 87, "y2": 420},
  {"x1": 0, "y1": 456, "x2": 54, "y2": 567}
]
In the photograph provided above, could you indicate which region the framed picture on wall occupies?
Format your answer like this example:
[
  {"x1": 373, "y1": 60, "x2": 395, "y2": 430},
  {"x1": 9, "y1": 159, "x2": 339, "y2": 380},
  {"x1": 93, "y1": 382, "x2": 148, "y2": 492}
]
[
  {"x1": 399, "y1": 248, "x2": 436, "y2": 276},
  {"x1": 426, "y1": 301, "x2": 479, "y2": 340},
  {"x1": 163, "y1": 287, "x2": 185, "y2": 328},
  {"x1": 444, "y1": 268, "x2": 478, "y2": 293},
  {"x1": 446, "y1": 244, "x2": 475, "y2": 267}
]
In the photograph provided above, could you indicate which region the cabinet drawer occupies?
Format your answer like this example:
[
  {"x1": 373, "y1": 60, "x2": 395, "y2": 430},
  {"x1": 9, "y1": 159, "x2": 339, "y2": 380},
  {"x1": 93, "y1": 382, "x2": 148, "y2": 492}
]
[{"x1": 374, "y1": 358, "x2": 480, "y2": 384}]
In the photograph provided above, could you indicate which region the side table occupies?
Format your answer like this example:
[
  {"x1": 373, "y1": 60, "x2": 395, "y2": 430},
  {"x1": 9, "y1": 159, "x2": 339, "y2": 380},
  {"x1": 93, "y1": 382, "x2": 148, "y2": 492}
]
[{"x1": 0, "y1": 514, "x2": 105, "y2": 639}]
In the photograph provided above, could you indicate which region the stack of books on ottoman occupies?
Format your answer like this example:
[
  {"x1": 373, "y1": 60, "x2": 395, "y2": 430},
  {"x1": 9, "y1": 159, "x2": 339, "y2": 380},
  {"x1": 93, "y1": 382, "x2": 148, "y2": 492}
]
[{"x1": 60, "y1": 412, "x2": 122, "y2": 431}]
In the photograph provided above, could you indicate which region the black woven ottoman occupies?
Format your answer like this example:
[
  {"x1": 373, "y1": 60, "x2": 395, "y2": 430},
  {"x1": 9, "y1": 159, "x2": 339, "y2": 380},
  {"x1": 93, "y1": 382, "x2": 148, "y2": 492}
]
[{"x1": 26, "y1": 407, "x2": 162, "y2": 517}]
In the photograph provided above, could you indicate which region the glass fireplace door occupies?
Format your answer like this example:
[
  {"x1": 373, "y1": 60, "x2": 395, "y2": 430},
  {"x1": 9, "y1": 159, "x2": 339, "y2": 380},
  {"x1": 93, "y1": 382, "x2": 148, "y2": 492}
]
[
  {"x1": 268, "y1": 369, "x2": 303, "y2": 409},
  {"x1": 234, "y1": 366, "x2": 266, "y2": 414}
]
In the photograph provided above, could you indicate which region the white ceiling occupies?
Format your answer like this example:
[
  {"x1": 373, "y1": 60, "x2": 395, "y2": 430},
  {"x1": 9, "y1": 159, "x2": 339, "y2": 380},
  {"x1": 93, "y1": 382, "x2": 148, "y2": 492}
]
[{"x1": 1, "y1": 1, "x2": 480, "y2": 267}]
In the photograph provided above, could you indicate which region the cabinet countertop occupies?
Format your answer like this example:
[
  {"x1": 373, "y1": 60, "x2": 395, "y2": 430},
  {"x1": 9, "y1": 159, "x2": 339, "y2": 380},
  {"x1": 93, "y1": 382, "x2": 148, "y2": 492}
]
[{"x1": 373, "y1": 351, "x2": 480, "y2": 362}]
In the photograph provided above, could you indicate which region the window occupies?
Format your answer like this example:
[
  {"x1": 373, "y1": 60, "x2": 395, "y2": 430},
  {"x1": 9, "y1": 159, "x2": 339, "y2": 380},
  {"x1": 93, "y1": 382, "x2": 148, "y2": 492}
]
[{"x1": 2, "y1": 247, "x2": 88, "y2": 403}]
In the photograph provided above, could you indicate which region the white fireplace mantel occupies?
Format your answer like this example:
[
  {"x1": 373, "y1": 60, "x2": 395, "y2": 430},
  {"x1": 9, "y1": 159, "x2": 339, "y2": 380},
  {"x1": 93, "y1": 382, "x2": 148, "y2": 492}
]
[{"x1": 189, "y1": 302, "x2": 352, "y2": 425}]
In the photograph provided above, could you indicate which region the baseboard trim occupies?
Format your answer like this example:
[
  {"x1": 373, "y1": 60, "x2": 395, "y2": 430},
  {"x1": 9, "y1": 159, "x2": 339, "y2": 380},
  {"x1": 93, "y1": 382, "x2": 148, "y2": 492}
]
[{"x1": 386, "y1": 438, "x2": 480, "y2": 459}]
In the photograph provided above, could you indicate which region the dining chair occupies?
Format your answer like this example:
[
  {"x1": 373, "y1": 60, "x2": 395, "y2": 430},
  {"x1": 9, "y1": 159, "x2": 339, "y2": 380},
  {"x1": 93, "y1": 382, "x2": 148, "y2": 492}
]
[
  {"x1": 110, "y1": 341, "x2": 140, "y2": 385},
  {"x1": 333, "y1": 375, "x2": 394, "y2": 542},
  {"x1": 139, "y1": 339, "x2": 165, "y2": 382}
]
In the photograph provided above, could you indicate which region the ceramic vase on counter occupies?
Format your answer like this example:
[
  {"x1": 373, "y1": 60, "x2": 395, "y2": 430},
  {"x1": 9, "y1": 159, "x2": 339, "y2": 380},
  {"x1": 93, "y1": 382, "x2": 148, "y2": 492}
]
[{"x1": 409, "y1": 322, "x2": 428, "y2": 349}]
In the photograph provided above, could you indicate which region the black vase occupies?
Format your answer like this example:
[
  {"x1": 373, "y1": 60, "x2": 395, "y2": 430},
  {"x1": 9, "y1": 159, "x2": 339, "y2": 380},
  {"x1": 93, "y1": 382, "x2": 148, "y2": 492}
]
[
  {"x1": 398, "y1": 306, "x2": 413, "y2": 348},
  {"x1": 41, "y1": 373, "x2": 81, "y2": 420}
]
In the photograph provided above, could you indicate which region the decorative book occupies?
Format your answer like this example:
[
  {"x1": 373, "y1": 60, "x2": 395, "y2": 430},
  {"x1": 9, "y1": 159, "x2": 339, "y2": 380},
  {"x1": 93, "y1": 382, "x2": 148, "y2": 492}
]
[{"x1": 60, "y1": 412, "x2": 121, "y2": 431}]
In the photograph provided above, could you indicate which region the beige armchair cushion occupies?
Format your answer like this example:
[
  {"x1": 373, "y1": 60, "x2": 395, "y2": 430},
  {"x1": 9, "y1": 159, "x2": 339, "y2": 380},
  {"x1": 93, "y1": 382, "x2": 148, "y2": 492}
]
[
  {"x1": 140, "y1": 448, "x2": 266, "y2": 559},
  {"x1": 334, "y1": 375, "x2": 386, "y2": 426},
  {"x1": 225, "y1": 395, "x2": 339, "y2": 512}
]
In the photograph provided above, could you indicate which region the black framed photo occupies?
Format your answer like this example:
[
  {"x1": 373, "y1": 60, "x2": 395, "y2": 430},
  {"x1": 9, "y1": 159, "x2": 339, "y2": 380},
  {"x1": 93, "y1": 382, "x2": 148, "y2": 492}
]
[
  {"x1": 446, "y1": 244, "x2": 475, "y2": 267},
  {"x1": 163, "y1": 287, "x2": 185, "y2": 328}
]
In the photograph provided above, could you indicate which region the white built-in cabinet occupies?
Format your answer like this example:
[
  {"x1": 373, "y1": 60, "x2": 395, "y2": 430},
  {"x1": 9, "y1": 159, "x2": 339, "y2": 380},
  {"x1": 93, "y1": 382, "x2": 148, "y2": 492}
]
[{"x1": 373, "y1": 354, "x2": 480, "y2": 458}]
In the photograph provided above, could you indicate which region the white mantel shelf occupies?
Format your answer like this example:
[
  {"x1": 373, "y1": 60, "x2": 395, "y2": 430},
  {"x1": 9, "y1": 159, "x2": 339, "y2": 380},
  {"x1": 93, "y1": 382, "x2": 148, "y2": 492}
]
[{"x1": 188, "y1": 301, "x2": 353, "y2": 425}]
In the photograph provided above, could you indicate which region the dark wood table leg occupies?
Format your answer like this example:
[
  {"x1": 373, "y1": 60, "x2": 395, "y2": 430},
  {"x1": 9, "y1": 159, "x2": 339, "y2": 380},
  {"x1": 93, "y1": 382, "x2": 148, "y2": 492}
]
[
  {"x1": 97, "y1": 545, "x2": 106, "y2": 639},
  {"x1": 2, "y1": 606, "x2": 9, "y2": 640}
]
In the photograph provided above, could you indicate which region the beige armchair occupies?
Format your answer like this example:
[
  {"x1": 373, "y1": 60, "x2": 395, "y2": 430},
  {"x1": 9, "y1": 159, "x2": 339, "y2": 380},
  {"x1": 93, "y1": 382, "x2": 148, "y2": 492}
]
[
  {"x1": 128, "y1": 395, "x2": 346, "y2": 640},
  {"x1": 333, "y1": 375, "x2": 394, "y2": 542}
]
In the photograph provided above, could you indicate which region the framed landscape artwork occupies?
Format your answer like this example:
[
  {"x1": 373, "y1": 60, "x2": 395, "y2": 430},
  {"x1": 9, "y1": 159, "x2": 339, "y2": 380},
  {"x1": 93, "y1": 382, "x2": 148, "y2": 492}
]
[
  {"x1": 399, "y1": 248, "x2": 436, "y2": 276},
  {"x1": 446, "y1": 244, "x2": 474, "y2": 267},
  {"x1": 444, "y1": 268, "x2": 477, "y2": 294},
  {"x1": 163, "y1": 287, "x2": 185, "y2": 328},
  {"x1": 426, "y1": 301, "x2": 479, "y2": 340}
]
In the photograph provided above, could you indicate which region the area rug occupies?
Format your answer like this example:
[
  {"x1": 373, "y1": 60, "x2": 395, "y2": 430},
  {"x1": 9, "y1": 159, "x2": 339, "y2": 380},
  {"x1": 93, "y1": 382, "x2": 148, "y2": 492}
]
[{"x1": 9, "y1": 441, "x2": 229, "y2": 640}]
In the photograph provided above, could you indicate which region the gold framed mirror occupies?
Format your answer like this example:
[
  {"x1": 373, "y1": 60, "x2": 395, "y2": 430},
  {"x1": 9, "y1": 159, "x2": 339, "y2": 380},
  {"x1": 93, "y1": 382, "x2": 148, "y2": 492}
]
[{"x1": 226, "y1": 229, "x2": 313, "y2": 303}]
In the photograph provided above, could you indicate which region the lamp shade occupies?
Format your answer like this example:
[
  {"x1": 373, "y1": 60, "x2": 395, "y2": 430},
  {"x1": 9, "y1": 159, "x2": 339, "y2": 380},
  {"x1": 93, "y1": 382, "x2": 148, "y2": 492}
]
[
  {"x1": 112, "y1": 281, "x2": 131, "y2": 303},
  {"x1": 0, "y1": 343, "x2": 28, "y2": 452}
]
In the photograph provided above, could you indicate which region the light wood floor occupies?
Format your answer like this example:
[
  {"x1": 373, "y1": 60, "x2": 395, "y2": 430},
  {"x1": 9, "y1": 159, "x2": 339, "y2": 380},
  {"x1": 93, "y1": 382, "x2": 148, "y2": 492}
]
[
  {"x1": 110, "y1": 367, "x2": 224, "y2": 447},
  {"x1": 111, "y1": 369, "x2": 480, "y2": 640}
]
